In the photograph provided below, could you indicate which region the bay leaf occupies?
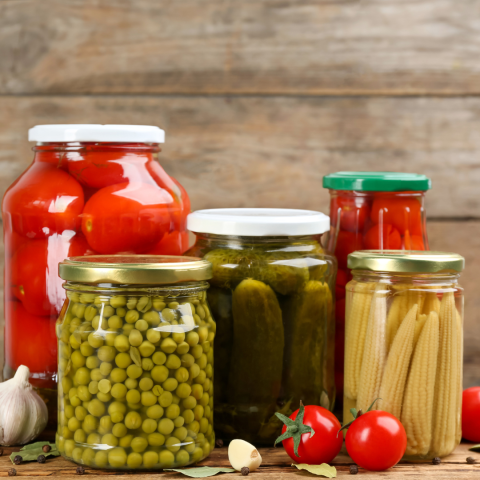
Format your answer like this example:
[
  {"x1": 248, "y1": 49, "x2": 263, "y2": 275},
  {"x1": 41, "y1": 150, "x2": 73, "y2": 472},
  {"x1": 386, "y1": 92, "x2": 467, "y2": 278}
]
[
  {"x1": 292, "y1": 463, "x2": 337, "y2": 478},
  {"x1": 469, "y1": 444, "x2": 480, "y2": 452},
  {"x1": 164, "y1": 466, "x2": 236, "y2": 477},
  {"x1": 10, "y1": 442, "x2": 60, "y2": 464},
  {"x1": 20, "y1": 441, "x2": 55, "y2": 451}
]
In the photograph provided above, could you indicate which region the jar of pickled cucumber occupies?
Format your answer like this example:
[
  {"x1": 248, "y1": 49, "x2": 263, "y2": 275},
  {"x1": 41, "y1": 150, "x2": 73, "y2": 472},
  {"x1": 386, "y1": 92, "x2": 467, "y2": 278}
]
[
  {"x1": 344, "y1": 251, "x2": 464, "y2": 460},
  {"x1": 186, "y1": 209, "x2": 336, "y2": 445},
  {"x1": 56, "y1": 255, "x2": 214, "y2": 470}
]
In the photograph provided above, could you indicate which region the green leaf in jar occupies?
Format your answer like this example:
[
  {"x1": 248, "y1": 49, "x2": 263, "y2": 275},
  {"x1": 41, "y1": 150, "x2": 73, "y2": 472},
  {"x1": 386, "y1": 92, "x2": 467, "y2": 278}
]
[
  {"x1": 292, "y1": 463, "x2": 337, "y2": 478},
  {"x1": 130, "y1": 346, "x2": 142, "y2": 367},
  {"x1": 10, "y1": 442, "x2": 60, "y2": 464},
  {"x1": 469, "y1": 444, "x2": 480, "y2": 452},
  {"x1": 164, "y1": 466, "x2": 235, "y2": 477}
]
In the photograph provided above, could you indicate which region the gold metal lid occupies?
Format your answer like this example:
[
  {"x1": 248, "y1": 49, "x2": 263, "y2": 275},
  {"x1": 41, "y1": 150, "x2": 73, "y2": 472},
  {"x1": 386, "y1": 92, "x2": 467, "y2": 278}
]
[
  {"x1": 348, "y1": 250, "x2": 465, "y2": 273},
  {"x1": 59, "y1": 255, "x2": 212, "y2": 285}
]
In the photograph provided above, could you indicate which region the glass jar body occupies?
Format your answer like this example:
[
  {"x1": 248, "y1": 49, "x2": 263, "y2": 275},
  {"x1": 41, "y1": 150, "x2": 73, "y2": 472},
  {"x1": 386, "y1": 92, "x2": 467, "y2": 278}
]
[
  {"x1": 327, "y1": 190, "x2": 429, "y2": 399},
  {"x1": 2, "y1": 143, "x2": 190, "y2": 421},
  {"x1": 55, "y1": 281, "x2": 214, "y2": 470},
  {"x1": 344, "y1": 271, "x2": 463, "y2": 460},
  {"x1": 186, "y1": 233, "x2": 336, "y2": 445}
]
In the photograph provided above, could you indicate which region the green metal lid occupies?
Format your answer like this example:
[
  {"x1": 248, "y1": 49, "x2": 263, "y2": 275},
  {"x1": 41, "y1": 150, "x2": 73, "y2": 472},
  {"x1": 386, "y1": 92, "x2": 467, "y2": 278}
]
[{"x1": 323, "y1": 172, "x2": 432, "y2": 192}]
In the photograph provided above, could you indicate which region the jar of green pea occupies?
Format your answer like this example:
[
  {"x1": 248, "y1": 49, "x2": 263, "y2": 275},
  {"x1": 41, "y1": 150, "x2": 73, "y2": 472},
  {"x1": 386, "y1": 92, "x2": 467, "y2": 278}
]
[{"x1": 55, "y1": 255, "x2": 215, "y2": 470}]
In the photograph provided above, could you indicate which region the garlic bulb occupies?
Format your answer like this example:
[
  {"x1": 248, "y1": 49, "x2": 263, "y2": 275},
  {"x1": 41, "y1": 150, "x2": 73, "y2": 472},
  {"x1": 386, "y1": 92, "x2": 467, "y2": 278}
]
[{"x1": 0, "y1": 365, "x2": 48, "y2": 446}]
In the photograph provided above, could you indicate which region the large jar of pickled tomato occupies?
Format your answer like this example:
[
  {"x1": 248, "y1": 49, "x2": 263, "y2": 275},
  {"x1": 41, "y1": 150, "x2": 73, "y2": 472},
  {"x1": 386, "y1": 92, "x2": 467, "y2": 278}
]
[
  {"x1": 322, "y1": 172, "x2": 431, "y2": 400},
  {"x1": 56, "y1": 255, "x2": 214, "y2": 470},
  {"x1": 2, "y1": 125, "x2": 191, "y2": 422},
  {"x1": 344, "y1": 251, "x2": 464, "y2": 460},
  {"x1": 186, "y1": 209, "x2": 336, "y2": 445}
]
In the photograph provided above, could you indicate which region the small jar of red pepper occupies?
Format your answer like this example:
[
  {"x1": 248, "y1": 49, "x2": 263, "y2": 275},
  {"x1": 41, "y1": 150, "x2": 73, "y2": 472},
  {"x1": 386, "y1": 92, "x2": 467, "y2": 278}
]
[
  {"x1": 2, "y1": 125, "x2": 191, "y2": 423},
  {"x1": 322, "y1": 171, "x2": 431, "y2": 400}
]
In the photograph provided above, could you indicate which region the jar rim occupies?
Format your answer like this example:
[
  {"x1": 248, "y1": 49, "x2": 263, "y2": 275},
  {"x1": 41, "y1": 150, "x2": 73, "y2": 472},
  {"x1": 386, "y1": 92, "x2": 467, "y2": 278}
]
[{"x1": 59, "y1": 255, "x2": 212, "y2": 285}]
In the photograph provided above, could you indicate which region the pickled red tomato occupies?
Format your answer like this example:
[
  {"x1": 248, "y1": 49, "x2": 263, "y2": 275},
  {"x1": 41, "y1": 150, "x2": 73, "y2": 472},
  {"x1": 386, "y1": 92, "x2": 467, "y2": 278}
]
[
  {"x1": 148, "y1": 230, "x2": 191, "y2": 255},
  {"x1": 371, "y1": 196, "x2": 422, "y2": 235},
  {"x1": 3, "y1": 162, "x2": 84, "y2": 239},
  {"x1": 11, "y1": 235, "x2": 91, "y2": 316},
  {"x1": 4, "y1": 301, "x2": 57, "y2": 376},
  {"x1": 81, "y1": 182, "x2": 172, "y2": 254},
  {"x1": 331, "y1": 195, "x2": 370, "y2": 232},
  {"x1": 335, "y1": 230, "x2": 364, "y2": 269},
  {"x1": 364, "y1": 224, "x2": 401, "y2": 250},
  {"x1": 404, "y1": 231, "x2": 425, "y2": 250}
]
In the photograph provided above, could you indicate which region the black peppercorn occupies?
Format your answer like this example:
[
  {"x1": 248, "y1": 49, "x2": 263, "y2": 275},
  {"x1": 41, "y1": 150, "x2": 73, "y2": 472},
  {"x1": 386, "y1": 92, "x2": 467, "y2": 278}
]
[
  {"x1": 76, "y1": 466, "x2": 86, "y2": 475},
  {"x1": 215, "y1": 439, "x2": 224, "y2": 448},
  {"x1": 432, "y1": 457, "x2": 441, "y2": 465},
  {"x1": 37, "y1": 455, "x2": 46, "y2": 464},
  {"x1": 8, "y1": 468, "x2": 16, "y2": 476},
  {"x1": 241, "y1": 467, "x2": 250, "y2": 476},
  {"x1": 42, "y1": 445, "x2": 51, "y2": 453},
  {"x1": 13, "y1": 455, "x2": 22, "y2": 465},
  {"x1": 467, "y1": 457, "x2": 476, "y2": 464},
  {"x1": 349, "y1": 464, "x2": 358, "y2": 475}
]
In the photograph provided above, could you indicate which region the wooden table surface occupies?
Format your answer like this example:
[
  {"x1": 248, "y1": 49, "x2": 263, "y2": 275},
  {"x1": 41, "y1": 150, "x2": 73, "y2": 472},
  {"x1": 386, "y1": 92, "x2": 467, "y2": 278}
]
[{"x1": 0, "y1": 442, "x2": 479, "y2": 479}]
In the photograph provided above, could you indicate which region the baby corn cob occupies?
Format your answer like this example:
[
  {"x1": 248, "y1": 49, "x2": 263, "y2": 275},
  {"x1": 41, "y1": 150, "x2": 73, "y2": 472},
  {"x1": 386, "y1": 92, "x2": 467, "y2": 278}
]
[
  {"x1": 344, "y1": 282, "x2": 375, "y2": 400},
  {"x1": 378, "y1": 304, "x2": 418, "y2": 419},
  {"x1": 455, "y1": 309, "x2": 463, "y2": 446},
  {"x1": 423, "y1": 291, "x2": 440, "y2": 315},
  {"x1": 413, "y1": 314, "x2": 428, "y2": 347},
  {"x1": 430, "y1": 292, "x2": 459, "y2": 457},
  {"x1": 401, "y1": 311, "x2": 439, "y2": 456},
  {"x1": 357, "y1": 283, "x2": 387, "y2": 412},
  {"x1": 385, "y1": 290, "x2": 408, "y2": 352}
]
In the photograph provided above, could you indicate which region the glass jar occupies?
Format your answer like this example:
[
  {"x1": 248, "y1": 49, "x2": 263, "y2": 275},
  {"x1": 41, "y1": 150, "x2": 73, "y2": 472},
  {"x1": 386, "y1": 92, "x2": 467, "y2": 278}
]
[
  {"x1": 2, "y1": 125, "x2": 190, "y2": 422},
  {"x1": 55, "y1": 255, "x2": 214, "y2": 470},
  {"x1": 322, "y1": 172, "x2": 431, "y2": 400},
  {"x1": 186, "y1": 209, "x2": 336, "y2": 445},
  {"x1": 344, "y1": 251, "x2": 464, "y2": 460}
]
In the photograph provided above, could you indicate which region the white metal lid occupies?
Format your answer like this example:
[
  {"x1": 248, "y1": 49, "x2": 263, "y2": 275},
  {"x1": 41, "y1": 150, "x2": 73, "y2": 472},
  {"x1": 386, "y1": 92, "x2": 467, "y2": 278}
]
[
  {"x1": 28, "y1": 125, "x2": 165, "y2": 143},
  {"x1": 187, "y1": 208, "x2": 330, "y2": 236}
]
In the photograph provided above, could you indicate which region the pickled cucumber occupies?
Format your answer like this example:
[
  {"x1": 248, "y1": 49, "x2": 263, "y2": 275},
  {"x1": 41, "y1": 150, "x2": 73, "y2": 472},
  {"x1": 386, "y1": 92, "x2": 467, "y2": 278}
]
[{"x1": 56, "y1": 289, "x2": 215, "y2": 470}]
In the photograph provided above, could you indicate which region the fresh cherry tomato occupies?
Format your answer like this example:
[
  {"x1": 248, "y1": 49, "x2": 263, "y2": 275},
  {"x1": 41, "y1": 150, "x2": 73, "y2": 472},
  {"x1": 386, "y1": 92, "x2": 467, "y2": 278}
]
[
  {"x1": 81, "y1": 182, "x2": 172, "y2": 254},
  {"x1": 345, "y1": 410, "x2": 407, "y2": 471},
  {"x1": 3, "y1": 162, "x2": 84, "y2": 239},
  {"x1": 11, "y1": 234, "x2": 91, "y2": 316},
  {"x1": 364, "y1": 224, "x2": 401, "y2": 250},
  {"x1": 4, "y1": 301, "x2": 57, "y2": 379},
  {"x1": 462, "y1": 387, "x2": 480, "y2": 442},
  {"x1": 331, "y1": 195, "x2": 370, "y2": 232},
  {"x1": 334, "y1": 230, "x2": 364, "y2": 269},
  {"x1": 276, "y1": 403, "x2": 343, "y2": 465},
  {"x1": 371, "y1": 196, "x2": 422, "y2": 235}
]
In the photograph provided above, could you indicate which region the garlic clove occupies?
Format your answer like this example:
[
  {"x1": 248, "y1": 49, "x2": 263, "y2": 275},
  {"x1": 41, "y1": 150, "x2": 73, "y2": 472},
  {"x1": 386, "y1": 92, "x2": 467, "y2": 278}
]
[
  {"x1": 228, "y1": 439, "x2": 262, "y2": 472},
  {"x1": 0, "y1": 365, "x2": 48, "y2": 446}
]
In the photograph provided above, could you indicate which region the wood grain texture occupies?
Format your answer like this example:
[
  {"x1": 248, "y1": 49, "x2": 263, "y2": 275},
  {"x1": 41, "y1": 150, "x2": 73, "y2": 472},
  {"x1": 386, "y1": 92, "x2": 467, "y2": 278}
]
[
  {"x1": 1, "y1": 95, "x2": 480, "y2": 218},
  {"x1": 0, "y1": 444, "x2": 479, "y2": 478},
  {"x1": 2, "y1": 0, "x2": 480, "y2": 95}
]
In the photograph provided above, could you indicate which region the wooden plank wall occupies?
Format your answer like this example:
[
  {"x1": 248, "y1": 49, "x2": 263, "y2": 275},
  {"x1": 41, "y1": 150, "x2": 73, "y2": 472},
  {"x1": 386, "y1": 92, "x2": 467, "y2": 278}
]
[{"x1": 0, "y1": 0, "x2": 479, "y2": 387}]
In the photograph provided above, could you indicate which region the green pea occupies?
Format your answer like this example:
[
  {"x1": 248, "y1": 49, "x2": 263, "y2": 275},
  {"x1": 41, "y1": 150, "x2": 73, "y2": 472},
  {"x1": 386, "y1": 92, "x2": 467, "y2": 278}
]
[
  {"x1": 74, "y1": 429, "x2": 86, "y2": 443},
  {"x1": 146, "y1": 328, "x2": 161, "y2": 344},
  {"x1": 136, "y1": 378, "x2": 152, "y2": 392},
  {"x1": 110, "y1": 296, "x2": 127, "y2": 308},
  {"x1": 148, "y1": 432, "x2": 165, "y2": 447},
  {"x1": 115, "y1": 353, "x2": 132, "y2": 369},
  {"x1": 176, "y1": 383, "x2": 192, "y2": 399},
  {"x1": 75, "y1": 367, "x2": 90, "y2": 386},
  {"x1": 86, "y1": 355, "x2": 100, "y2": 370},
  {"x1": 126, "y1": 452, "x2": 142, "y2": 468},
  {"x1": 75, "y1": 405, "x2": 88, "y2": 421},
  {"x1": 152, "y1": 385, "x2": 163, "y2": 397},
  {"x1": 77, "y1": 386, "x2": 92, "y2": 402},
  {"x1": 125, "y1": 310, "x2": 140, "y2": 324},
  {"x1": 129, "y1": 329, "x2": 143, "y2": 347},
  {"x1": 159, "y1": 391, "x2": 173, "y2": 408},
  {"x1": 159, "y1": 450, "x2": 175, "y2": 468},
  {"x1": 83, "y1": 415, "x2": 98, "y2": 433},
  {"x1": 151, "y1": 365, "x2": 169, "y2": 383},
  {"x1": 114, "y1": 334, "x2": 130, "y2": 353},
  {"x1": 143, "y1": 451, "x2": 158, "y2": 468},
  {"x1": 194, "y1": 370, "x2": 206, "y2": 385},
  {"x1": 82, "y1": 447, "x2": 95, "y2": 466},
  {"x1": 88, "y1": 380, "x2": 99, "y2": 395},
  {"x1": 135, "y1": 319, "x2": 149, "y2": 332},
  {"x1": 176, "y1": 448, "x2": 190, "y2": 466},
  {"x1": 197, "y1": 354, "x2": 207, "y2": 370},
  {"x1": 138, "y1": 341, "x2": 155, "y2": 357},
  {"x1": 204, "y1": 405, "x2": 211, "y2": 419},
  {"x1": 84, "y1": 305, "x2": 97, "y2": 322},
  {"x1": 72, "y1": 447, "x2": 84, "y2": 463},
  {"x1": 98, "y1": 346, "x2": 116, "y2": 362},
  {"x1": 191, "y1": 345, "x2": 203, "y2": 360},
  {"x1": 111, "y1": 412, "x2": 124, "y2": 424},
  {"x1": 108, "y1": 447, "x2": 126, "y2": 467},
  {"x1": 174, "y1": 416, "x2": 184, "y2": 428},
  {"x1": 182, "y1": 409, "x2": 194, "y2": 424},
  {"x1": 146, "y1": 405, "x2": 164, "y2": 420},
  {"x1": 158, "y1": 322, "x2": 173, "y2": 339},
  {"x1": 102, "y1": 305, "x2": 115, "y2": 318},
  {"x1": 111, "y1": 368, "x2": 127, "y2": 383},
  {"x1": 194, "y1": 405, "x2": 204, "y2": 421},
  {"x1": 126, "y1": 389, "x2": 141, "y2": 404},
  {"x1": 95, "y1": 450, "x2": 108, "y2": 468},
  {"x1": 97, "y1": 391, "x2": 112, "y2": 403},
  {"x1": 207, "y1": 348, "x2": 214, "y2": 365},
  {"x1": 172, "y1": 331, "x2": 185, "y2": 344},
  {"x1": 186, "y1": 331, "x2": 199, "y2": 347},
  {"x1": 119, "y1": 435, "x2": 134, "y2": 448},
  {"x1": 192, "y1": 384, "x2": 203, "y2": 400},
  {"x1": 165, "y1": 436, "x2": 181, "y2": 453},
  {"x1": 184, "y1": 436, "x2": 195, "y2": 454},
  {"x1": 105, "y1": 330, "x2": 117, "y2": 347},
  {"x1": 205, "y1": 364, "x2": 213, "y2": 379},
  {"x1": 123, "y1": 324, "x2": 135, "y2": 335},
  {"x1": 199, "y1": 417, "x2": 209, "y2": 434},
  {"x1": 143, "y1": 310, "x2": 161, "y2": 327},
  {"x1": 125, "y1": 378, "x2": 138, "y2": 390},
  {"x1": 71, "y1": 350, "x2": 86, "y2": 368},
  {"x1": 174, "y1": 426, "x2": 188, "y2": 442},
  {"x1": 152, "y1": 351, "x2": 166, "y2": 365},
  {"x1": 141, "y1": 358, "x2": 154, "y2": 371},
  {"x1": 142, "y1": 418, "x2": 157, "y2": 434},
  {"x1": 137, "y1": 296, "x2": 152, "y2": 313},
  {"x1": 161, "y1": 308, "x2": 176, "y2": 323},
  {"x1": 68, "y1": 416, "x2": 81, "y2": 432},
  {"x1": 92, "y1": 316, "x2": 107, "y2": 331},
  {"x1": 116, "y1": 307, "x2": 127, "y2": 318},
  {"x1": 90, "y1": 369, "x2": 104, "y2": 382},
  {"x1": 73, "y1": 303, "x2": 86, "y2": 319},
  {"x1": 131, "y1": 436, "x2": 148, "y2": 453},
  {"x1": 166, "y1": 404, "x2": 180, "y2": 420},
  {"x1": 163, "y1": 378, "x2": 178, "y2": 392},
  {"x1": 175, "y1": 367, "x2": 189, "y2": 383},
  {"x1": 176, "y1": 342, "x2": 190, "y2": 355},
  {"x1": 111, "y1": 383, "x2": 127, "y2": 399},
  {"x1": 108, "y1": 401, "x2": 127, "y2": 416},
  {"x1": 100, "y1": 362, "x2": 113, "y2": 376},
  {"x1": 153, "y1": 298, "x2": 166, "y2": 311},
  {"x1": 196, "y1": 305, "x2": 206, "y2": 320},
  {"x1": 80, "y1": 293, "x2": 96, "y2": 304},
  {"x1": 141, "y1": 391, "x2": 157, "y2": 407},
  {"x1": 112, "y1": 423, "x2": 127, "y2": 438},
  {"x1": 126, "y1": 364, "x2": 143, "y2": 379},
  {"x1": 100, "y1": 415, "x2": 113, "y2": 432},
  {"x1": 69, "y1": 333, "x2": 81, "y2": 350},
  {"x1": 63, "y1": 426, "x2": 74, "y2": 440},
  {"x1": 125, "y1": 411, "x2": 142, "y2": 430},
  {"x1": 160, "y1": 338, "x2": 177, "y2": 354},
  {"x1": 87, "y1": 432, "x2": 101, "y2": 445},
  {"x1": 80, "y1": 342, "x2": 94, "y2": 357},
  {"x1": 165, "y1": 354, "x2": 181, "y2": 370},
  {"x1": 203, "y1": 378, "x2": 211, "y2": 393},
  {"x1": 187, "y1": 420, "x2": 200, "y2": 436},
  {"x1": 65, "y1": 404, "x2": 75, "y2": 419},
  {"x1": 98, "y1": 379, "x2": 111, "y2": 394},
  {"x1": 158, "y1": 418, "x2": 174, "y2": 436},
  {"x1": 181, "y1": 354, "x2": 195, "y2": 368},
  {"x1": 88, "y1": 399, "x2": 106, "y2": 417}
]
